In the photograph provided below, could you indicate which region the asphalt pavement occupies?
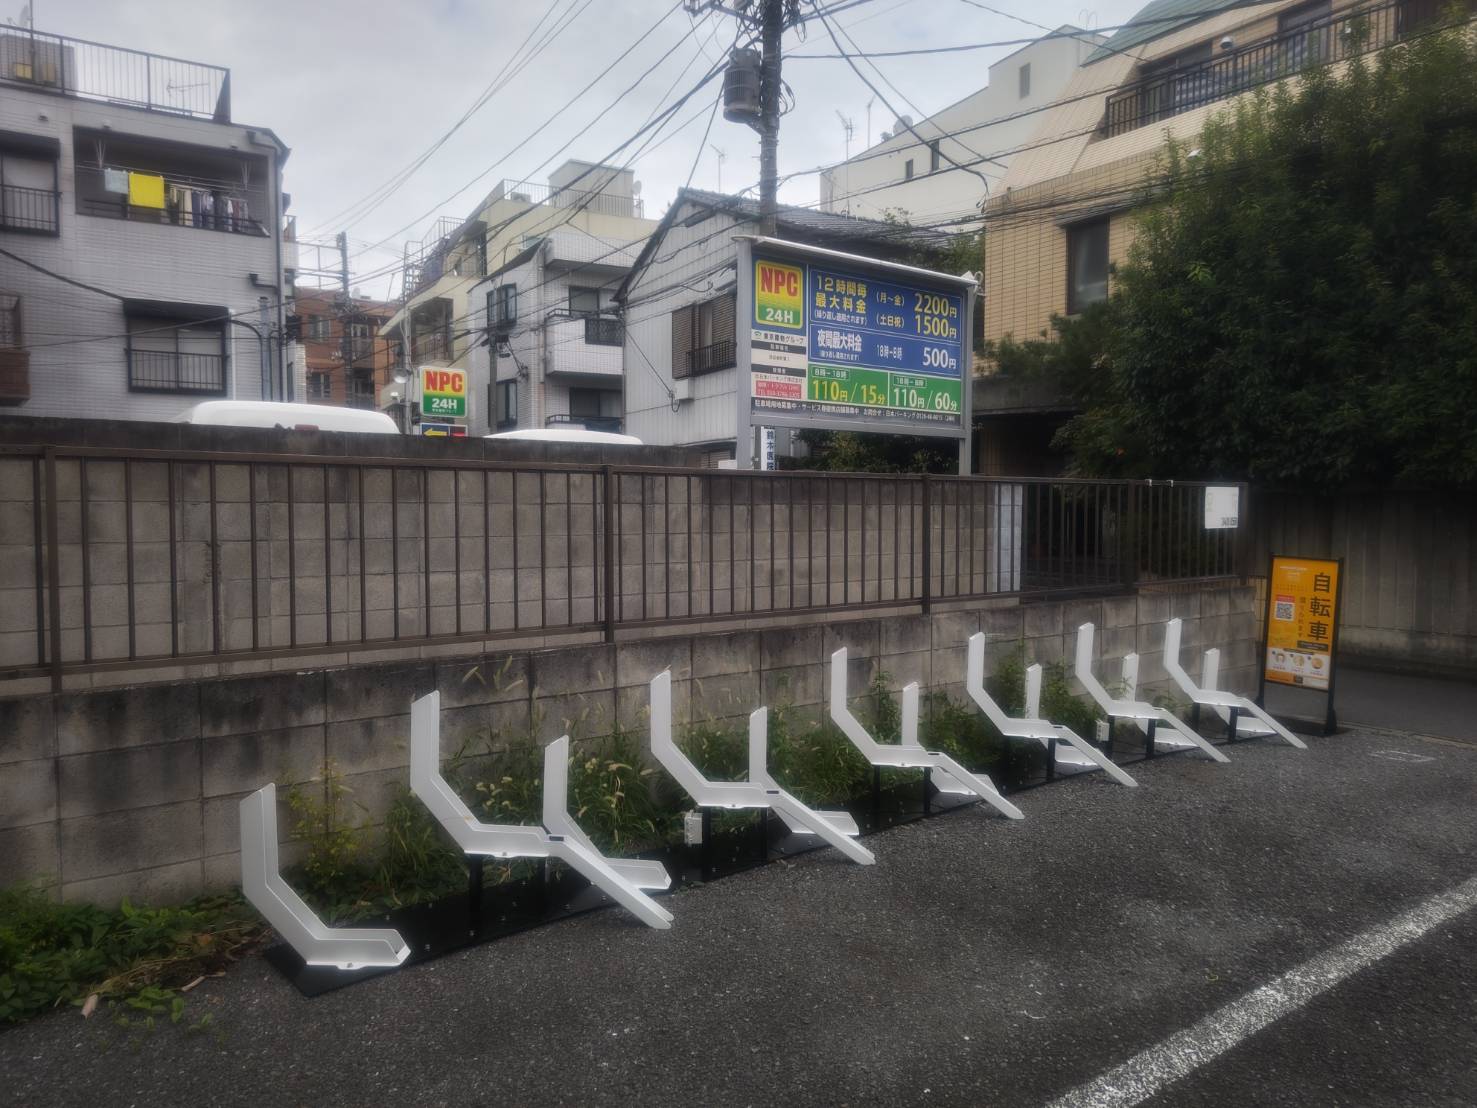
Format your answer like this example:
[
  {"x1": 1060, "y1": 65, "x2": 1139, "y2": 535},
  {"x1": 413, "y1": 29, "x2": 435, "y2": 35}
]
[
  {"x1": 3, "y1": 725, "x2": 1475, "y2": 1108},
  {"x1": 1264, "y1": 666, "x2": 1477, "y2": 745}
]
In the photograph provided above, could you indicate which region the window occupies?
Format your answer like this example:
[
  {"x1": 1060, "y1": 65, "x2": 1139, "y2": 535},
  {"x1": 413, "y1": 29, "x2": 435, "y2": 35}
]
[
  {"x1": 1018, "y1": 63, "x2": 1031, "y2": 98},
  {"x1": 490, "y1": 283, "x2": 518, "y2": 333},
  {"x1": 124, "y1": 304, "x2": 227, "y2": 394},
  {"x1": 929, "y1": 140, "x2": 941, "y2": 173},
  {"x1": 1066, "y1": 219, "x2": 1110, "y2": 315},
  {"x1": 347, "y1": 321, "x2": 371, "y2": 340},
  {"x1": 307, "y1": 372, "x2": 330, "y2": 399},
  {"x1": 0, "y1": 292, "x2": 25, "y2": 403},
  {"x1": 568, "y1": 286, "x2": 601, "y2": 315},
  {"x1": 305, "y1": 317, "x2": 332, "y2": 342},
  {"x1": 0, "y1": 132, "x2": 61, "y2": 235},
  {"x1": 0, "y1": 293, "x2": 19, "y2": 349},
  {"x1": 562, "y1": 388, "x2": 622, "y2": 433},
  {"x1": 904, "y1": 158, "x2": 915, "y2": 181},
  {"x1": 494, "y1": 379, "x2": 518, "y2": 430},
  {"x1": 671, "y1": 292, "x2": 736, "y2": 379}
]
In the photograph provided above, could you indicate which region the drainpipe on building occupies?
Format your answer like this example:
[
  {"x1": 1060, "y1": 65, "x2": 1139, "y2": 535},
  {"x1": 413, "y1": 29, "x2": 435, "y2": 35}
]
[{"x1": 248, "y1": 131, "x2": 288, "y2": 400}]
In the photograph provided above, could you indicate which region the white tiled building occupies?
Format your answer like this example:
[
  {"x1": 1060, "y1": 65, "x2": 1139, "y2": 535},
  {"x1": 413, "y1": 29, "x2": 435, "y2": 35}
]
[
  {"x1": 0, "y1": 27, "x2": 292, "y2": 420},
  {"x1": 818, "y1": 27, "x2": 1105, "y2": 225},
  {"x1": 463, "y1": 227, "x2": 644, "y2": 436}
]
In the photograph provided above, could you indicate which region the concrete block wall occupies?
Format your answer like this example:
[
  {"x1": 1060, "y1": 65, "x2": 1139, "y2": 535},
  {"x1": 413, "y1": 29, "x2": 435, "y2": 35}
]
[{"x1": 0, "y1": 582, "x2": 1257, "y2": 905}]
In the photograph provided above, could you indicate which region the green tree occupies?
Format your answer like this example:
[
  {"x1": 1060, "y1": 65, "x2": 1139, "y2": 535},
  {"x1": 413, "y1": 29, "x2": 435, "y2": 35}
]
[{"x1": 1052, "y1": 24, "x2": 1477, "y2": 488}]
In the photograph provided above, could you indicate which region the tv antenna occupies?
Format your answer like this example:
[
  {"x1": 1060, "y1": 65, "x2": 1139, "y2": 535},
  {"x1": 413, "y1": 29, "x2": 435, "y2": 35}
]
[
  {"x1": 710, "y1": 145, "x2": 726, "y2": 193},
  {"x1": 836, "y1": 111, "x2": 855, "y2": 161}
]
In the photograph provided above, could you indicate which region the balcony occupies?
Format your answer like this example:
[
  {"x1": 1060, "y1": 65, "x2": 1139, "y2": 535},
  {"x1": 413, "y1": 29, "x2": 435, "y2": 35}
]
[
  {"x1": 76, "y1": 166, "x2": 265, "y2": 236},
  {"x1": 680, "y1": 339, "x2": 736, "y2": 378},
  {"x1": 1101, "y1": 0, "x2": 1420, "y2": 138},
  {"x1": 546, "y1": 414, "x2": 623, "y2": 433},
  {"x1": 546, "y1": 318, "x2": 623, "y2": 378},
  {"x1": 584, "y1": 316, "x2": 623, "y2": 346},
  {"x1": 0, "y1": 183, "x2": 60, "y2": 234},
  {"x1": 347, "y1": 371, "x2": 376, "y2": 409},
  {"x1": 0, "y1": 29, "x2": 230, "y2": 121},
  {"x1": 127, "y1": 349, "x2": 225, "y2": 394},
  {"x1": 410, "y1": 332, "x2": 453, "y2": 365}
]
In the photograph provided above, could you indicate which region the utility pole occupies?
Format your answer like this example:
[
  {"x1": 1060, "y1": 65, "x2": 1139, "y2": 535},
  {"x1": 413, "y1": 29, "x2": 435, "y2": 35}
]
[
  {"x1": 335, "y1": 231, "x2": 353, "y2": 406},
  {"x1": 757, "y1": 0, "x2": 783, "y2": 236}
]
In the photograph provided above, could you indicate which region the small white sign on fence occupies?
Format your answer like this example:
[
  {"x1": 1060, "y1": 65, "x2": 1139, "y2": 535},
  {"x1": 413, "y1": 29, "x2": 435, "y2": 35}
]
[{"x1": 1204, "y1": 486, "x2": 1240, "y2": 530}]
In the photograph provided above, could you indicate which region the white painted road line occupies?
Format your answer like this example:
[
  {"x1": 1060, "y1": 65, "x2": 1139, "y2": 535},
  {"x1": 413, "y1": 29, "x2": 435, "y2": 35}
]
[{"x1": 1047, "y1": 874, "x2": 1477, "y2": 1108}]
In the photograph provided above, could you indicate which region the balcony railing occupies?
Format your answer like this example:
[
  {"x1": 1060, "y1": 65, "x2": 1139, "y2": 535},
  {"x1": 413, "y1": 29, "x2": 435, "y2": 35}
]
[
  {"x1": 546, "y1": 413, "x2": 623, "y2": 433},
  {"x1": 681, "y1": 339, "x2": 736, "y2": 378},
  {"x1": 127, "y1": 349, "x2": 225, "y2": 394},
  {"x1": 411, "y1": 333, "x2": 453, "y2": 364},
  {"x1": 1101, "y1": 0, "x2": 1416, "y2": 138},
  {"x1": 78, "y1": 191, "x2": 265, "y2": 236},
  {"x1": 0, "y1": 184, "x2": 60, "y2": 234},
  {"x1": 584, "y1": 316, "x2": 624, "y2": 347},
  {"x1": 0, "y1": 28, "x2": 230, "y2": 121},
  {"x1": 492, "y1": 178, "x2": 643, "y2": 219}
]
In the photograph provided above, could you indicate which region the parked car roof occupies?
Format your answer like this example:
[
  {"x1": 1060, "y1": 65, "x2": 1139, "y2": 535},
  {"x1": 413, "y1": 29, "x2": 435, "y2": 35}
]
[
  {"x1": 176, "y1": 401, "x2": 400, "y2": 434},
  {"x1": 485, "y1": 429, "x2": 643, "y2": 445}
]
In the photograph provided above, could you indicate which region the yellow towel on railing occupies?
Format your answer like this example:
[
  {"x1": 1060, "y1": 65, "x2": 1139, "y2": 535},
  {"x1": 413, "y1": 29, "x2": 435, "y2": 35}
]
[{"x1": 127, "y1": 172, "x2": 165, "y2": 209}]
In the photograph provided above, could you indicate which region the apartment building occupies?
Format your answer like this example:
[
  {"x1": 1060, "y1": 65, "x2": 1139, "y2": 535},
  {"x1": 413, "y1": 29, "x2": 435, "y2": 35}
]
[
  {"x1": 0, "y1": 27, "x2": 292, "y2": 420},
  {"x1": 972, "y1": 0, "x2": 1470, "y2": 473},
  {"x1": 818, "y1": 27, "x2": 1105, "y2": 224},
  {"x1": 288, "y1": 290, "x2": 396, "y2": 411},
  {"x1": 618, "y1": 188, "x2": 955, "y2": 464},
  {"x1": 380, "y1": 160, "x2": 656, "y2": 431},
  {"x1": 983, "y1": 0, "x2": 1466, "y2": 348},
  {"x1": 465, "y1": 227, "x2": 640, "y2": 436}
]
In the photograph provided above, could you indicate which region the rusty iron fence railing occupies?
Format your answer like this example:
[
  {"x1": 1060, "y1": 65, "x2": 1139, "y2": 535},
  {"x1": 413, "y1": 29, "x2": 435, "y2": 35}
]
[{"x1": 0, "y1": 444, "x2": 1247, "y2": 691}]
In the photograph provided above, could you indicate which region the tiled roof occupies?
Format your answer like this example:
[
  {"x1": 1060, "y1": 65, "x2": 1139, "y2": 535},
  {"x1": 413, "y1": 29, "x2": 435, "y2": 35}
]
[{"x1": 679, "y1": 188, "x2": 957, "y2": 251}]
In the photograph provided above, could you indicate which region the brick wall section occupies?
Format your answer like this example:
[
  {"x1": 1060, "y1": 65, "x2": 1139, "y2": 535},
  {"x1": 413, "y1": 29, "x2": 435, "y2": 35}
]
[{"x1": 0, "y1": 583, "x2": 1257, "y2": 905}]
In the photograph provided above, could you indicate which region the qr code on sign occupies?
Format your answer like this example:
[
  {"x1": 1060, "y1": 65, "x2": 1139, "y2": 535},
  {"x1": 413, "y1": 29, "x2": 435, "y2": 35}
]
[{"x1": 1274, "y1": 597, "x2": 1294, "y2": 621}]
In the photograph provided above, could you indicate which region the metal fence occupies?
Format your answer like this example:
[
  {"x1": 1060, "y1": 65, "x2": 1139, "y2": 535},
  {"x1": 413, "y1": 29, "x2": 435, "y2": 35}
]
[
  {"x1": 0, "y1": 445, "x2": 1246, "y2": 690},
  {"x1": 0, "y1": 28, "x2": 230, "y2": 121},
  {"x1": 1102, "y1": 0, "x2": 1409, "y2": 138}
]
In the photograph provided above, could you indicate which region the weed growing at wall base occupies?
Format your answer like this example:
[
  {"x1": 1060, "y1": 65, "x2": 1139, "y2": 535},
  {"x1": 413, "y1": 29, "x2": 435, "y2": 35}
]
[{"x1": 0, "y1": 885, "x2": 263, "y2": 1026}]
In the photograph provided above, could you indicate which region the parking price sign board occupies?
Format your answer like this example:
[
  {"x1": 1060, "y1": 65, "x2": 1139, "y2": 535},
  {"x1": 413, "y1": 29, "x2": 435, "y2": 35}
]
[
  {"x1": 745, "y1": 246, "x2": 969, "y2": 436},
  {"x1": 419, "y1": 367, "x2": 467, "y2": 420}
]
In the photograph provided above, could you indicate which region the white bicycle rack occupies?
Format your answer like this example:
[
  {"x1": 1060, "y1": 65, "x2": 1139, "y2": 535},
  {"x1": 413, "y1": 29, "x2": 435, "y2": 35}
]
[
  {"x1": 647, "y1": 670, "x2": 875, "y2": 865},
  {"x1": 964, "y1": 635, "x2": 1138, "y2": 788},
  {"x1": 239, "y1": 783, "x2": 410, "y2": 970},
  {"x1": 1074, "y1": 623, "x2": 1230, "y2": 763},
  {"x1": 409, "y1": 691, "x2": 674, "y2": 930},
  {"x1": 830, "y1": 648, "x2": 1026, "y2": 818},
  {"x1": 1163, "y1": 618, "x2": 1307, "y2": 749}
]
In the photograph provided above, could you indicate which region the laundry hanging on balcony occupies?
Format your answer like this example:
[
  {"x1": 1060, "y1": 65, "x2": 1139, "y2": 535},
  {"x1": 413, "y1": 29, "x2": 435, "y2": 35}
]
[
  {"x1": 127, "y1": 171, "x2": 165, "y2": 209},
  {"x1": 103, "y1": 167, "x2": 129, "y2": 194}
]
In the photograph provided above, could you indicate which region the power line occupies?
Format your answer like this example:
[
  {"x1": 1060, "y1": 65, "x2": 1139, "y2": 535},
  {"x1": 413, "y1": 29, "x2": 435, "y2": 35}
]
[
  {"x1": 302, "y1": 0, "x2": 587, "y2": 237},
  {"x1": 349, "y1": 0, "x2": 695, "y2": 263}
]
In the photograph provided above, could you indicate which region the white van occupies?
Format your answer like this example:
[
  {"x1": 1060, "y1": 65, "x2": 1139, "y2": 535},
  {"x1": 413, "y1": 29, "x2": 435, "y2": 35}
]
[
  {"x1": 485, "y1": 428, "x2": 643, "y2": 446},
  {"x1": 177, "y1": 401, "x2": 400, "y2": 435}
]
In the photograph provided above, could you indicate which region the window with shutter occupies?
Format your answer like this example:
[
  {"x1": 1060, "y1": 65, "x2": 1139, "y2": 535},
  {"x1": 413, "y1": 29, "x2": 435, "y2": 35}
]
[{"x1": 671, "y1": 304, "x2": 695, "y2": 379}]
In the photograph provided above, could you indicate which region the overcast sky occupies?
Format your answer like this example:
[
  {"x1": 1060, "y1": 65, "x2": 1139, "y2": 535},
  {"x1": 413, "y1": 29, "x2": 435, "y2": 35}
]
[{"x1": 31, "y1": 0, "x2": 1146, "y2": 295}]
